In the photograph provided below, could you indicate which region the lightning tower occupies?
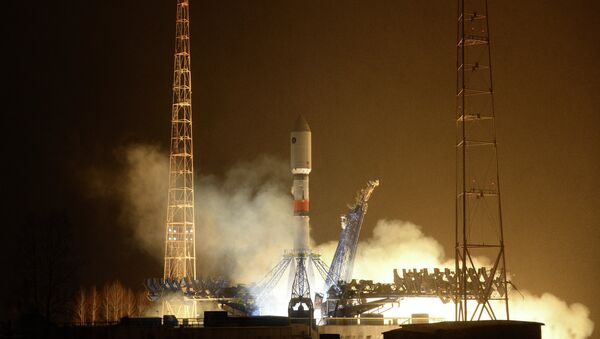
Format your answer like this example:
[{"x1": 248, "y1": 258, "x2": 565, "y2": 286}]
[
  {"x1": 455, "y1": 0, "x2": 509, "y2": 321},
  {"x1": 163, "y1": 0, "x2": 196, "y2": 317}
]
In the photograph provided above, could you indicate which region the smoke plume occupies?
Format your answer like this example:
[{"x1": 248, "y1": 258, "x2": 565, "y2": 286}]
[
  {"x1": 119, "y1": 144, "x2": 169, "y2": 259},
  {"x1": 511, "y1": 291, "x2": 594, "y2": 339},
  {"x1": 317, "y1": 219, "x2": 450, "y2": 283},
  {"x1": 113, "y1": 144, "x2": 295, "y2": 281},
  {"x1": 194, "y1": 156, "x2": 296, "y2": 282},
  {"x1": 321, "y1": 220, "x2": 594, "y2": 339},
  {"x1": 107, "y1": 144, "x2": 593, "y2": 338}
]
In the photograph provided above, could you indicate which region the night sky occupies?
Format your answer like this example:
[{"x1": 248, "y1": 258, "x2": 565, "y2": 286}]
[{"x1": 5, "y1": 0, "x2": 599, "y2": 334}]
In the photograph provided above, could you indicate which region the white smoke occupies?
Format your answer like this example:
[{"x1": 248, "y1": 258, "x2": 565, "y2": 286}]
[
  {"x1": 317, "y1": 219, "x2": 449, "y2": 283},
  {"x1": 320, "y1": 220, "x2": 594, "y2": 339},
  {"x1": 110, "y1": 145, "x2": 294, "y2": 281},
  {"x1": 511, "y1": 291, "x2": 594, "y2": 339},
  {"x1": 118, "y1": 144, "x2": 169, "y2": 258},
  {"x1": 194, "y1": 156, "x2": 296, "y2": 283},
  {"x1": 108, "y1": 144, "x2": 594, "y2": 338}
]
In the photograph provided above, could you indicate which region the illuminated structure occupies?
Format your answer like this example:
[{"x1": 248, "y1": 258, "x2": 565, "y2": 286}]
[
  {"x1": 454, "y1": 0, "x2": 509, "y2": 320},
  {"x1": 253, "y1": 119, "x2": 379, "y2": 322},
  {"x1": 288, "y1": 115, "x2": 315, "y2": 319},
  {"x1": 144, "y1": 0, "x2": 511, "y2": 324},
  {"x1": 163, "y1": 0, "x2": 196, "y2": 317},
  {"x1": 323, "y1": 180, "x2": 378, "y2": 294},
  {"x1": 251, "y1": 117, "x2": 338, "y2": 320}
]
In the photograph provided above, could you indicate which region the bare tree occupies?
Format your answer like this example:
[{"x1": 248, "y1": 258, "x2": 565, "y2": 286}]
[
  {"x1": 88, "y1": 286, "x2": 98, "y2": 324},
  {"x1": 102, "y1": 284, "x2": 110, "y2": 322},
  {"x1": 123, "y1": 288, "x2": 135, "y2": 317},
  {"x1": 76, "y1": 282, "x2": 148, "y2": 323},
  {"x1": 106, "y1": 281, "x2": 125, "y2": 321},
  {"x1": 73, "y1": 287, "x2": 87, "y2": 324}
]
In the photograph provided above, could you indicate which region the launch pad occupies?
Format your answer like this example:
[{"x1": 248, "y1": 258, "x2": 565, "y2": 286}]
[
  {"x1": 251, "y1": 249, "x2": 331, "y2": 316},
  {"x1": 145, "y1": 0, "x2": 511, "y2": 330}
]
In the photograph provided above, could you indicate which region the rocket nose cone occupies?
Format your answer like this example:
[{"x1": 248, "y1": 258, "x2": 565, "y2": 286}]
[{"x1": 294, "y1": 115, "x2": 311, "y2": 132}]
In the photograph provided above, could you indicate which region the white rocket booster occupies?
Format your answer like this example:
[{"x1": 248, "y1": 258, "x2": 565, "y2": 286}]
[{"x1": 290, "y1": 115, "x2": 311, "y2": 251}]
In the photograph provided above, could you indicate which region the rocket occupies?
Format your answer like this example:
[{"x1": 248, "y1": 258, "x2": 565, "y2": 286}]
[{"x1": 290, "y1": 115, "x2": 311, "y2": 251}]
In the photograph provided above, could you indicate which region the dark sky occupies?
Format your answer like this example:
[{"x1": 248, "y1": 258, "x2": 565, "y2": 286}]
[{"x1": 5, "y1": 0, "x2": 599, "y2": 332}]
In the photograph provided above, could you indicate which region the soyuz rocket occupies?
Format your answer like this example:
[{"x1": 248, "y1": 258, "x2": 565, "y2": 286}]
[{"x1": 290, "y1": 115, "x2": 311, "y2": 251}]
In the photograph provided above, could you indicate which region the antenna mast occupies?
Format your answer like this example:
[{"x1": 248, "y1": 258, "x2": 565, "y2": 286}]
[{"x1": 455, "y1": 0, "x2": 509, "y2": 321}]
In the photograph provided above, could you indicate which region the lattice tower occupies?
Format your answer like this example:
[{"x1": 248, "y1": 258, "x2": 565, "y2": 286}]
[
  {"x1": 455, "y1": 0, "x2": 509, "y2": 321},
  {"x1": 164, "y1": 0, "x2": 196, "y2": 281}
]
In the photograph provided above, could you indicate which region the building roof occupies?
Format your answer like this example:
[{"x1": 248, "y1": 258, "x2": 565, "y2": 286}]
[{"x1": 383, "y1": 321, "x2": 544, "y2": 339}]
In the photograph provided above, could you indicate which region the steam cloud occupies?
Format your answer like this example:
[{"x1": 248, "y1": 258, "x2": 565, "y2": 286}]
[
  {"x1": 109, "y1": 144, "x2": 593, "y2": 339},
  {"x1": 119, "y1": 144, "x2": 169, "y2": 259},
  {"x1": 511, "y1": 292, "x2": 594, "y2": 339},
  {"x1": 317, "y1": 219, "x2": 450, "y2": 283},
  {"x1": 116, "y1": 145, "x2": 295, "y2": 282},
  {"x1": 327, "y1": 220, "x2": 595, "y2": 339},
  {"x1": 194, "y1": 156, "x2": 296, "y2": 282}
]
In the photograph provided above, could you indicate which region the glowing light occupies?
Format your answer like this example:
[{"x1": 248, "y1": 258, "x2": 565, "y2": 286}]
[{"x1": 379, "y1": 297, "x2": 454, "y2": 323}]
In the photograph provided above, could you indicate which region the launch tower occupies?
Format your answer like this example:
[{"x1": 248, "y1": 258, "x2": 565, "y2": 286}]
[
  {"x1": 163, "y1": 0, "x2": 196, "y2": 317},
  {"x1": 455, "y1": 0, "x2": 509, "y2": 321}
]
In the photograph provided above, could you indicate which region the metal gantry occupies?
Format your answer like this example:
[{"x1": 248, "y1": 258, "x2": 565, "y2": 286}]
[
  {"x1": 249, "y1": 250, "x2": 333, "y2": 315},
  {"x1": 163, "y1": 0, "x2": 196, "y2": 317},
  {"x1": 289, "y1": 256, "x2": 313, "y2": 316},
  {"x1": 320, "y1": 266, "x2": 509, "y2": 319},
  {"x1": 325, "y1": 180, "x2": 379, "y2": 294},
  {"x1": 455, "y1": 0, "x2": 509, "y2": 321}
]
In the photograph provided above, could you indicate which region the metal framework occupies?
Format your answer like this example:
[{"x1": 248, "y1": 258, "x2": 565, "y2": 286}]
[
  {"x1": 146, "y1": 253, "x2": 332, "y2": 316},
  {"x1": 325, "y1": 180, "x2": 379, "y2": 294},
  {"x1": 144, "y1": 265, "x2": 507, "y2": 320},
  {"x1": 163, "y1": 0, "x2": 196, "y2": 317},
  {"x1": 164, "y1": 0, "x2": 195, "y2": 282},
  {"x1": 289, "y1": 256, "x2": 313, "y2": 316},
  {"x1": 455, "y1": 0, "x2": 509, "y2": 321},
  {"x1": 249, "y1": 250, "x2": 333, "y2": 314},
  {"x1": 321, "y1": 266, "x2": 507, "y2": 319}
]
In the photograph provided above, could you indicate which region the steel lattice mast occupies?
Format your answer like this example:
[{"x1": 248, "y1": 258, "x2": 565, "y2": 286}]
[
  {"x1": 455, "y1": 0, "x2": 509, "y2": 321},
  {"x1": 164, "y1": 0, "x2": 196, "y2": 281}
]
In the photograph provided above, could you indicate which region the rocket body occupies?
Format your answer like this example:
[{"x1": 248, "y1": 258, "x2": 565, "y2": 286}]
[{"x1": 291, "y1": 116, "x2": 311, "y2": 251}]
